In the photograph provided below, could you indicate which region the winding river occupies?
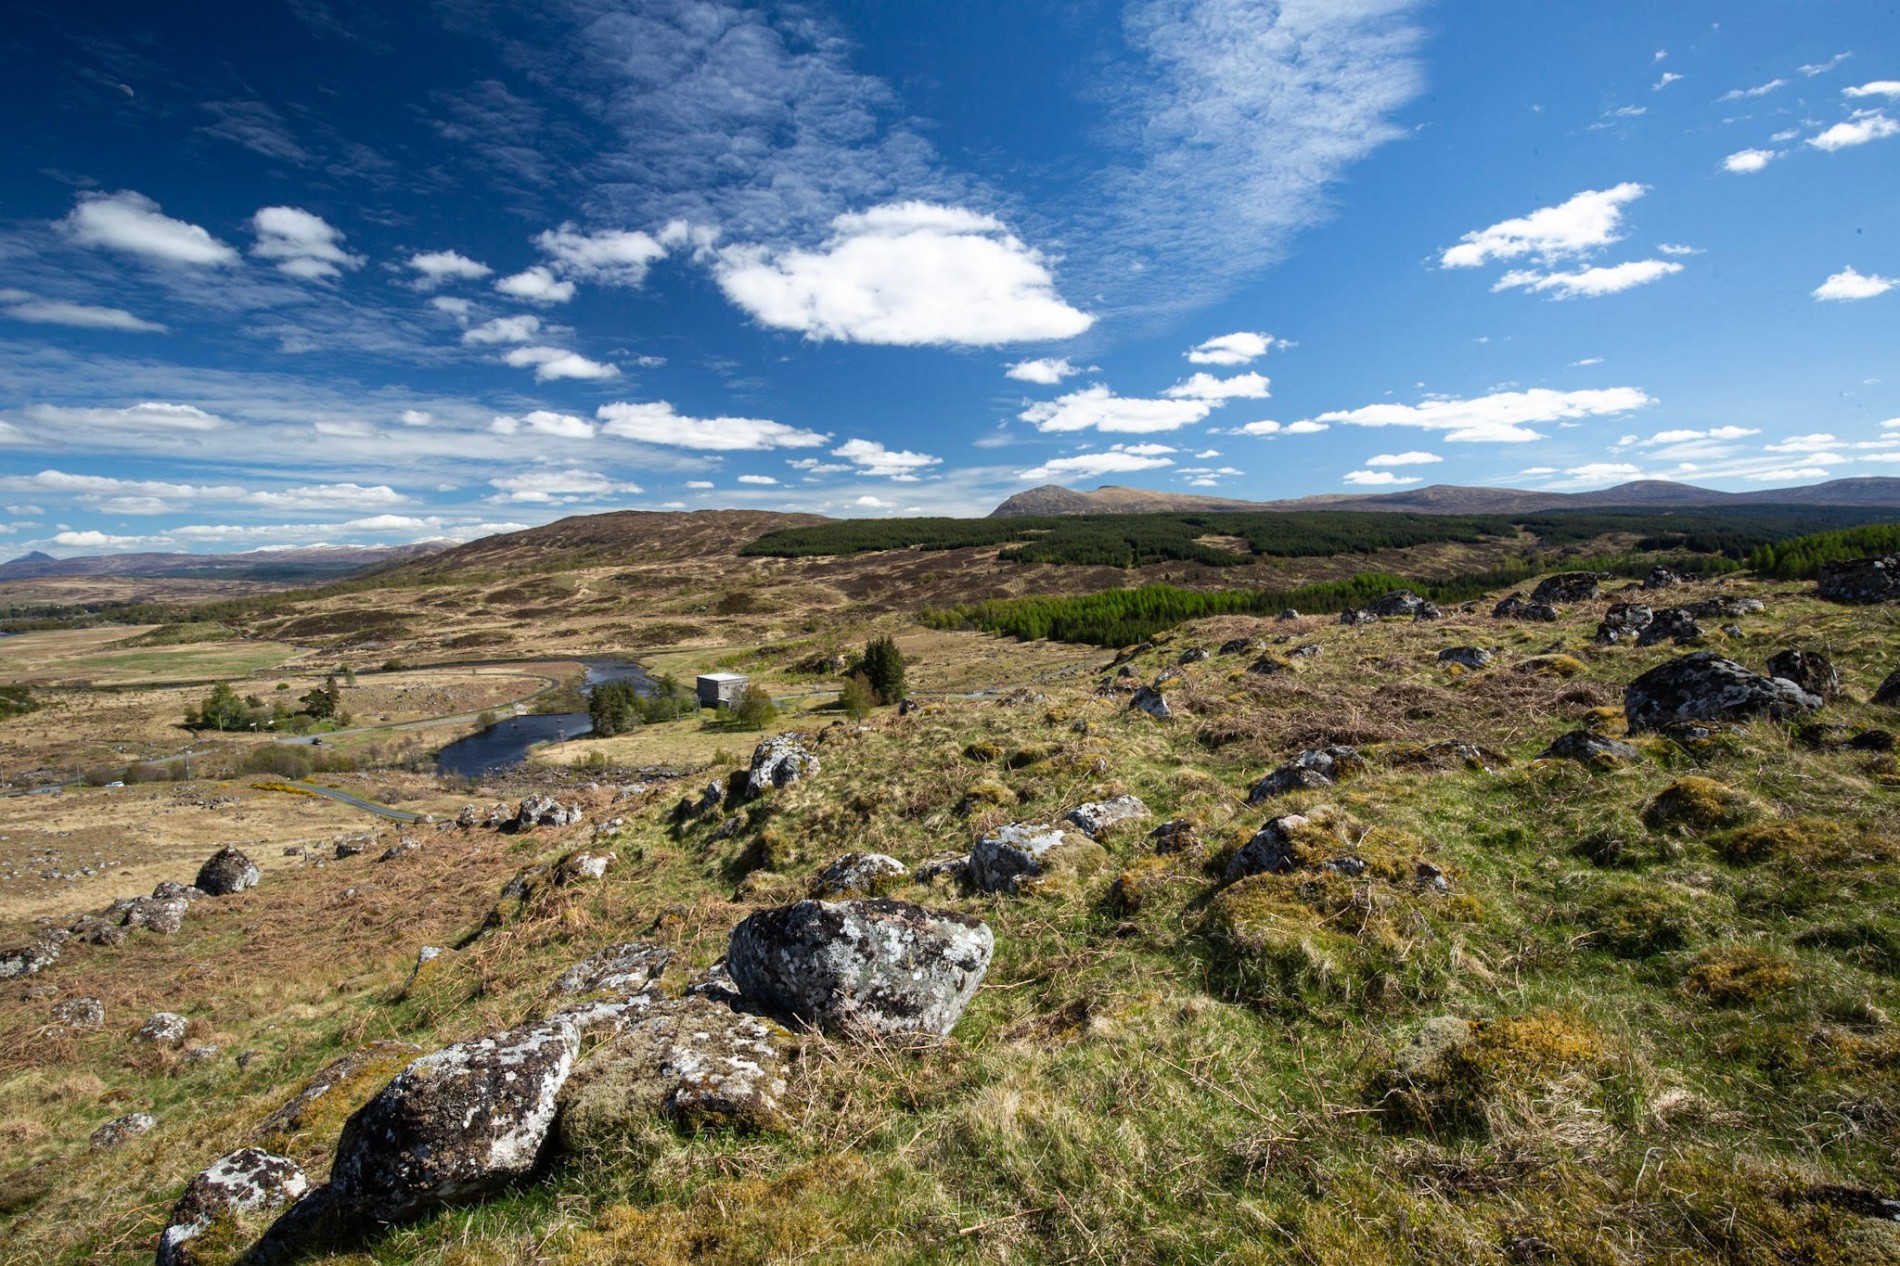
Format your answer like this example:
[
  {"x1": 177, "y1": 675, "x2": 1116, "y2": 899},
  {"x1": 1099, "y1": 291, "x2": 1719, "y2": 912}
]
[{"x1": 433, "y1": 656, "x2": 652, "y2": 777}]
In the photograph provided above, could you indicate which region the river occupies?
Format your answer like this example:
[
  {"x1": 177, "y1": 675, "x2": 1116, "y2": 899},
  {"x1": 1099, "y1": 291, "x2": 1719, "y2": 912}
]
[{"x1": 433, "y1": 656, "x2": 653, "y2": 777}]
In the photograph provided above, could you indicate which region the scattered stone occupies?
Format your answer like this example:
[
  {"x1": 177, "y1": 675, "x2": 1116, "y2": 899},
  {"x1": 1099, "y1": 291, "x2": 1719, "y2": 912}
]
[
  {"x1": 1636, "y1": 608, "x2": 1703, "y2": 647},
  {"x1": 1849, "y1": 729, "x2": 1896, "y2": 752},
  {"x1": 1595, "y1": 603, "x2": 1654, "y2": 644},
  {"x1": 69, "y1": 915, "x2": 125, "y2": 947},
  {"x1": 1687, "y1": 596, "x2": 1765, "y2": 619},
  {"x1": 513, "y1": 794, "x2": 584, "y2": 830},
  {"x1": 1531, "y1": 573, "x2": 1601, "y2": 604},
  {"x1": 378, "y1": 837, "x2": 422, "y2": 863},
  {"x1": 334, "y1": 841, "x2": 365, "y2": 859},
  {"x1": 1437, "y1": 646, "x2": 1494, "y2": 670},
  {"x1": 912, "y1": 854, "x2": 971, "y2": 886},
  {"x1": 125, "y1": 896, "x2": 188, "y2": 935},
  {"x1": 88, "y1": 1111, "x2": 155, "y2": 1151},
  {"x1": 156, "y1": 1147, "x2": 308, "y2": 1266},
  {"x1": 1413, "y1": 603, "x2": 1444, "y2": 621},
  {"x1": 1289, "y1": 643, "x2": 1322, "y2": 659},
  {"x1": 52, "y1": 996, "x2": 103, "y2": 1028},
  {"x1": 743, "y1": 734, "x2": 819, "y2": 800},
  {"x1": 1116, "y1": 665, "x2": 1136, "y2": 679},
  {"x1": 194, "y1": 847, "x2": 260, "y2": 896},
  {"x1": 0, "y1": 940, "x2": 58, "y2": 980},
  {"x1": 1493, "y1": 594, "x2": 1559, "y2": 622},
  {"x1": 1217, "y1": 637, "x2": 1261, "y2": 656},
  {"x1": 1817, "y1": 554, "x2": 1900, "y2": 604},
  {"x1": 553, "y1": 850, "x2": 616, "y2": 883},
  {"x1": 1538, "y1": 730, "x2": 1640, "y2": 770},
  {"x1": 1248, "y1": 747, "x2": 1364, "y2": 804},
  {"x1": 1277, "y1": 609, "x2": 1300, "y2": 621},
  {"x1": 1177, "y1": 647, "x2": 1209, "y2": 664},
  {"x1": 1643, "y1": 566, "x2": 1683, "y2": 590},
  {"x1": 182, "y1": 1044, "x2": 221, "y2": 1065},
  {"x1": 1624, "y1": 651, "x2": 1823, "y2": 733},
  {"x1": 1367, "y1": 590, "x2": 1429, "y2": 618},
  {"x1": 807, "y1": 852, "x2": 909, "y2": 899},
  {"x1": 1064, "y1": 794, "x2": 1151, "y2": 838},
  {"x1": 152, "y1": 880, "x2": 205, "y2": 902},
  {"x1": 1129, "y1": 685, "x2": 1172, "y2": 719},
  {"x1": 1875, "y1": 669, "x2": 1900, "y2": 706},
  {"x1": 725, "y1": 898, "x2": 993, "y2": 1038},
  {"x1": 138, "y1": 1012, "x2": 190, "y2": 1045},
  {"x1": 1246, "y1": 656, "x2": 1287, "y2": 676},
  {"x1": 1338, "y1": 608, "x2": 1376, "y2": 626},
  {"x1": 970, "y1": 822, "x2": 1107, "y2": 893},
  {"x1": 326, "y1": 1019, "x2": 581, "y2": 1224},
  {"x1": 1765, "y1": 648, "x2": 1842, "y2": 700},
  {"x1": 1225, "y1": 814, "x2": 1312, "y2": 883},
  {"x1": 1147, "y1": 818, "x2": 1202, "y2": 855},
  {"x1": 552, "y1": 942, "x2": 674, "y2": 998},
  {"x1": 456, "y1": 804, "x2": 481, "y2": 828}
]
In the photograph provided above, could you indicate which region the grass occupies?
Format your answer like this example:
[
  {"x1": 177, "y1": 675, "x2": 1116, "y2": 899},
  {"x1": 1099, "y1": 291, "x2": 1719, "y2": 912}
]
[{"x1": 2, "y1": 572, "x2": 1900, "y2": 1262}]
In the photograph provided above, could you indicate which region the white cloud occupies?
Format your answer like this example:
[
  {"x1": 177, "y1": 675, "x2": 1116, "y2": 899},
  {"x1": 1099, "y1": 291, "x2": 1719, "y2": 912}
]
[
  {"x1": 1185, "y1": 331, "x2": 1284, "y2": 365},
  {"x1": 1845, "y1": 81, "x2": 1900, "y2": 99},
  {"x1": 1017, "y1": 443, "x2": 1178, "y2": 482},
  {"x1": 489, "y1": 410, "x2": 597, "y2": 439},
  {"x1": 406, "y1": 250, "x2": 491, "y2": 287},
  {"x1": 1194, "y1": 448, "x2": 1221, "y2": 459},
  {"x1": 1006, "y1": 357, "x2": 1083, "y2": 385},
  {"x1": 1283, "y1": 421, "x2": 1328, "y2": 435},
  {"x1": 1640, "y1": 427, "x2": 1759, "y2": 444},
  {"x1": 1746, "y1": 467, "x2": 1831, "y2": 481},
  {"x1": 1720, "y1": 78, "x2": 1787, "y2": 101},
  {"x1": 1342, "y1": 470, "x2": 1420, "y2": 486},
  {"x1": 495, "y1": 266, "x2": 576, "y2": 304},
  {"x1": 1563, "y1": 462, "x2": 1642, "y2": 483},
  {"x1": 400, "y1": 410, "x2": 433, "y2": 426},
  {"x1": 854, "y1": 494, "x2": 893, "y2": 508},
  {"x1": 1723, "y1": 148, "x2": 1778, "y2": 173},
  {"x1": 1656, "y1": 243, "x2": 1701, "y2": 256},
  {"x1": 738, "y1": 474, "x2": 778, "y2": 485},
  {"x1": 1163, "y1": 371, "x2": 1271, "y2": 400},
  {"x1": 502, "y1": 346, "x2": 619, "y2": 381},
  {"x1": 831, "y1": 438, "x2": 940, "y2": 480},
  {"x1": 713, "y1": 202, "x2": 1092, "y2": 346},
  {"x1": 1519, "y1": 466, "x2": 1557, "y2": 475},
  {"x1": 59, "y1": 191, "x2": 238, "y2": 266},
  {"x1": 0, "y1": 295, "x2": 165, "y2": 332},
  {"x1": 1492, "y1": 259, "x2": 1683, "y2": 299},
  {"x1": 788, "y1": 458, "x2": 851, "y2": 474},
  {"x1": 535, "y1": 225, "x2": 668, "y2": 287},
  {"x1": 52, "y1": 530, "x2": 144, "y2": 549},
  {"x1": 1019, "y1": 385, "x2": 1214, "y2": 434},
  {"x1": 1801, "y1": 53, "x2": 1852, "y2": 76},
  {"x1": 1813, "y1": 266, "x2": 1895, "y2": 301},
  {"x1": 462, "y1": 315, "x2": 542, "y2": 345},
  {"x1": 1765, "y1": 433, "x2": 1840, "y2": 453},
  {"x1": 1654, "y1": 73, "x2": 1682, "y2": 90},
  {"x1": 686, "y1": 480, "x2": 715, "y2": 489},
  {"x1": 488, "y1": 469, "x2": 642, "y2": 503},
  {"x1": 1570, "y1": 357, "x2": 1604, "y2": 366},
  {"x1": 1605, "y1": 105, "x2": 1646, "y2": 118},
  {"x1": 1363, "y1": 451, "x2": 1441, "y2": 467},
  {"x1": 1440, "y1": 183, "x2": 1646, "y2": 268},
  {"x1": 1308, "y1": 386, "x2": 1654, "y2": 443},
  {"x1": 596, "y1": 401, "x2": 828, "y2": 450},
  {"x1": 1809, "y1": 111, "x2": 1900, "y2": 151},
  {"x1": 0, "y1": 469, "x2": 406, "y2": 514},
  {"x1": 249, "y1": 206, "x2": 364, "y2": 279},
  {"x1": 430, "y1": 296, "x2": 474, "y2": 319}
]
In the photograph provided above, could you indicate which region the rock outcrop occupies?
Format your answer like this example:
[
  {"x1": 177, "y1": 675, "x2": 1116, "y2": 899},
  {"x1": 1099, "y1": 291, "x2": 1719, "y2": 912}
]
[
  {"x1": 1624, "y1": 652, "x2": 1823, "y2": 733},
  {"x1": 1531, "y1": 573, "x2": 1601, "y2": 604},
  {"x1": 512, "y1": 795, "x2": 583, "y2": 830},
  {"x1": 1817, "y1": 554, "x2": 1900, "y2": 604},
  {"x1": 970, "y1": 822, "x2": 1106, "y2": 893},
  {"x1": 194, "y1": 847, "x2": 260, "y2": 896},
  {"x1": 725, "y1": 898, "x2": 992, "y2": 1038},
  {"x1": 744, "y1": 735, "x2": 819, "y2": 799},
  {"x1": 1765, "y1": 648, "x2": 1842, "y2": 701}
]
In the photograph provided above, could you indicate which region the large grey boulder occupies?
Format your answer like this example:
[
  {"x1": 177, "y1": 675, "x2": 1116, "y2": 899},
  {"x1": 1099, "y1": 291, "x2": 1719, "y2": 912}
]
[
  {"x1": 125, "y1": 896, "x2": 189, "y2": 935},
  {"x1": 1637, "y1": 608, "x2": 1702, "y2": 647},
  {"x1": 1531, "y1": 573, "x2": 1601, "y2": 604},
  {"x1": 1063, "y1": 795, "x2": 1151, "y2": 838},
  {"x1": 725, "y1": 898, "x2": 992, "y2": 1038},
  {"x1": 327, "y1": 1019, "x2": 580, "y2": 1223},
  {"x1": 745, "y1": 734, "x2": 819, "y2": 799},
  {"x1": 1643, "y1": 566, "x2": 1682, "y2": 590},
  {"x1": 1595, "y1": 603, "x2": 1654, "y2": 645},
  {"x1": 1765, "y1": 649, "x2": 1842, "y2": 701},
  {"x1": 1818, "y1": 554, "x2": 1900, "y2": 604},
  {"x1": 195, "y1": 847, "x2": 260, "y2": 896},
  {"x1": 969, "y1": 822, "x2": 1105, "y2": 894},
  {"x1": 156, "y1": 1147, "x2": 308, "y2": 1266},
  {"x1": 1367, "y1": 590, "x2": 1428, "y2": 618},
  {"x1": 1624, "y1": 652, "x2": 1823, "y2": 734},
  {"x1": 0, "y1": 939, "x2": 59, "y2": 980}
]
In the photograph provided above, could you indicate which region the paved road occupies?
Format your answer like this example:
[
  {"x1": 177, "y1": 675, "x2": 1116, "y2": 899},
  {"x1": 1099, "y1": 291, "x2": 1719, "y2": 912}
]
[{"x1": 259, "y1": 780, "x2": 425, "y2": 823}]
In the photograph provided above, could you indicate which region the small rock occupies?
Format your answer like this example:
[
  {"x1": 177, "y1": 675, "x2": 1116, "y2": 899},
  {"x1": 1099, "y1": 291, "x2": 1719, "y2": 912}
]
[
  {"x1": 1218, "y1": 637, "x2": 1260, "y2": 656},
  {"x1": 1147, "y1": 818, "x2": 1202, "y2": 855},
  {"x1": 182, "y1": 1044, "x2": 221, "y2": 1064},
  {"x1": 0, "y1": 940, "x2": 58, "y2": 980},
  {"x1": 807, "y1": 852, "x2": 909, "y2": 899},
  {"x1": 1817, "y1": 554, "x2": 1900, "y2": 604},
  {"x1": 1367, "y1": 590, "x2": 1429, "y2": 618},
  {"x1": 1225, "y1": 814, "x2": 1311, "y2": 883},
  {"x1": 1637, "y1": 608, "x2": 1703, "y2": 647},
  {"x1": 157, "y1": 1147, "x2": 308, "y2": 1266},
  {"x1": 1595, "y1": 602, "x2": 1654, "y2": 645},
  {"x1": 1129, "y1": 685, "x2": 1172, "y2": 719},
  {"x1": 1531, "y1": 573, "x2": 1600, "y2": 605},
  {"x1": 1338, "y1": 607, "x2": 1376, "y2": 626},
  {"x1": 1437, "y1": 646, "x2": 1494, "y2": 670},
  {"x1": 1178, "y1": 647, "x2": 1210, "y2": 664},
  {"x1": 152, "y1": 881, "x2": 205, "y2": 902},
  {"x1": 334, "y1": 841, "x2": 365, "y2": 859},
  {"x1": 554, "y1": 850, "x2": 616, "y2": 883},
  {"x1": 52, "y1": 996, "x2": 103, "y2": 1028},
  {"x1": 378, "y1": 837, "x2": 422, "y2": 862},
  {"x1": 513, "y1": 794, "x2": 584, "y2": 830},
  {"x1": 138, "y1": 1012, "x2": 190, "y2": 1045},
  {"x1": 1538, "y1": 730, "x2": 1640, "y2": 770},
  {"x1": 1063, "y1": 794, "x2": 1151, "y2": 838},
  {"x1": 1493, "y1": 594, "x2": 1559, "y2": 622},
  {"x1": 1276, "y1": 608, "x2": 1300, "y2": 621},
  {"x1": 88, "y1": 1111, "x2": 155, "y2": 1151},
  {"x1": 970, "y1": 822, "x2": 1106, "y2": 894},
  {"x1": 744, "y1": 735, "x2": 819, "y2": 799},
  {"x1": 1765, "y1": 648, "x2": 1842, "y2": 701},
  {"x1": 1643, "y1": 566, "x2": 1682, "y2": 590},
  {"x1": 912, "y1": 854, "x2": 971, "y2": 886},
  {"x1": 194, "y1": 847, "x2": 260, "y2": 896},
  {"x1": 125, "y1": 896, "x2": 189, "y2": 935}
]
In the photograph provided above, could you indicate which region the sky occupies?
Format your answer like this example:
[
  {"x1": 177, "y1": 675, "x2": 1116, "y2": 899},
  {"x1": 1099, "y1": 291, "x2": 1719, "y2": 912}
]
[{"x1": 0, "y1": 0, "x2": 1896, "y2": 556}]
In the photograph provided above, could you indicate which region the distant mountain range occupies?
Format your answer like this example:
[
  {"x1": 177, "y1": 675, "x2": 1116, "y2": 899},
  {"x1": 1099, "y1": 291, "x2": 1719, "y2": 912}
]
[
  {"x1": 0, "y1": 542, "x2": 450, "y2": 583},
  {"x1": 989, "y1": 478, "x2": 1900, "y2": 518}
]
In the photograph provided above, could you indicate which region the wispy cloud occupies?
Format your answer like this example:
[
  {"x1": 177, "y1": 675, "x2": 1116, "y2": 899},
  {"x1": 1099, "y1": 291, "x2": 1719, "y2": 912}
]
[
  {"x1": 1307, "y1": 387, "x2": 1654, "y2": 443},
  {"x1": 1492, "y1": 258, "x2": 1682, "y2": 299}
]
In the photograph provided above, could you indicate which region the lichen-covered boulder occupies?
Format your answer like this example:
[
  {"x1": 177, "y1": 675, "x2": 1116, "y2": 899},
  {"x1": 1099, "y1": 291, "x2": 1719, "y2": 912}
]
[
  {"x1": 1644, "y1": 566, "x2": 1682, "y2": 590},
  {"x1": 512, "y1": 794, "x2": 582, "y2": 830},
  {"x1": 194, "y1": 847, "x2": 259, "y2": 896},
  {"x1": 1063, "y1": 795, "x2": 1151, "y2": 838},
  {"x1": 557, "y1": 993, "x2": 794, "y2": 1145},
  {"x1": 52, "y1": 996, "x2": 104, "y2": 1028},
  {"x1": 126, "y1": 896, "x2": 189, "y2": 935},
  {"x1": 89, "y1": 1111, "x2": 155, "y2": 1151},
  {"x1": 156, "y1": 1147, "x2": 307, "y2": 1266},
  {"x1": 552, "y1": 850, "x2": 616, "y2": 884},
  {"x1": 745, "y1": 734, "x2": 818, "y2": 799},
  {"x1": 1531, "y1": 573, "x2": 1600, "y2": 604},
  {"x1": 0, "y1": 939, "x2": 58, "y2": 979},
  {"x1": 969, "y1": 822, "x2": 1107, "y2": 894},
  {"x1": 139, "y1": 1012, "x2": 190, "y2": 1045},
  {"x1": 726, "y1": 898, "x2": 992, "y2": 1038},
  {"x1": 1818, "y1": 554, "x2": 1900, "y2": 604},
  {"x1": 1595, "y1": 603, "x2": 1654, "y2": 644},
  {"x1": 1624, "y1": 652, "x2": 1823, "y2": 733},
  {"x1": 152, "y1": 881, "x2": 204, "y2": 902},
  {"x1": 327, "y1": 1020, "x2": 580, "y2": 1223},
  {"x1": 807, "y1": 852, "x2": 908, "y2": 899},
  {"x1": 1129, "y1": 684, "x2": 1171, "y2": 719},
  {"x1": 1247, "y1": 747, "x2": 1364, "y2": 804},
  {"x1": 1765, "y1": 648, "x2": 1842, "y2": 701},
  {"x1": 1637, "y1": 608, "x2": 1702, "y2": 647},
  {"x1": 1437, "y1": 646, "x2": 1493, "y2": 670},
  {"x1": 550, "y1": 943, "x2": 674, "y2": 999},
  {"x1": 1367, "y1": 590, "x2": 1428, "y2": 618},
  {"x1": 1537, "y1": 730, "x2": 1640, "y2": 770}
]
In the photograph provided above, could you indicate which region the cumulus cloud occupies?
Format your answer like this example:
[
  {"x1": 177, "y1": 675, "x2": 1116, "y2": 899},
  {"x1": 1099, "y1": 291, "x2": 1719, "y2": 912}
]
[
  {"x1": 0, "y1": 292, "x2": 165, "y2": 332},
  {"x1": 59, "y1": 191, "x2": 238, "y2": 266},
  {"x1": 462, "y1": 315, "x2": 542, "y2": 345},
  {"x1": 854, "y1": 494, "x2": 893, "y2": 508},
  {"x1": 1809, "y1": 111, "x2": 1900, "y2": 151},
  {"x1": 1440, "y1": 183, "x2": 1645, "y2": 268},
  {"x1": 535, "y1": 224, "x2": 669, "y2": 287},
  {"x1": 1308, "y1": 386, "x2": 1654, "y2": 443},
  {"x1": 1813, "y1": 266, "x2": 1895, "y2": 301},
  {"x1": 1492, "y1": 259, "x2": 1683, "y2": 299},
  {"x1": 489, "y1": 469, "x2": 643, "y2": 503},
  {"x1": 1186, "y1": 331, "x2": 1285, "y2": 365},
  {"x1": 1006, "y1": 357, "x2": 1084, "y2": 385},
  {"x1": 738, "y1": 474, "x2": 779, "y2": 485},
  {"x1": 686, "y1": 480, "x2": 715, "y2": 489},
  {"x1": 15, "y1": 401, "x2": 230, "y2": 434},
  {"x1": 1017, "y1": 443, "x2": 1178, "y2": 482},
  {"x1": 596, "y1": 401, "x2": 828, "y2": 450},
  {"x1": 495, "y1": 265, "x2": 576, "y2": 304},
  {"x1": 489, "y1": 410, "x2": 597, "y2": 439},
  {"x1": 406, "y1": 250, "x2": 491, "y2": 287},
  {"x1": 502, "y1": 346, "x2": 619, "y2": 381},
  {"x1": 1363, "y1": 451, "x2": 1441, "y2": 466},
  {"x1": 713, "y1": 202, "x2": 1092, "y2": 346},
  {"x1": 1019, "y1": 385, "x2": 1215, "y2": 434},
  {"x1": 1723, "y1": 148, "x2": 1778, "y2": 173},
  {"x1": 1844, "y1": 81, "x2": 1900, "y2": 99},
  {"x1": 1343, "y1": 470, "x2": 1420, "y2": 486},
  {"x1": 249, "y1": 207, "x2": 364, "y2": 279},
  {"x1": 831, "y1": 438, "x2": 940, "y2": 480},
  {"x1": 1163, "y1": 371, "x2": 1271, "y2": 400},
  {"x1": 1233, "y1": 419, "x2": 1326, "y2": 437}
]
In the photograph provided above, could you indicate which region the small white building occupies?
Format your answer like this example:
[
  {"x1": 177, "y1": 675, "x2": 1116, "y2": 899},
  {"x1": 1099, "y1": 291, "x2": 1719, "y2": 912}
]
[{"x1": 696, "y1": 672, "x2": 749, "y2": 709}]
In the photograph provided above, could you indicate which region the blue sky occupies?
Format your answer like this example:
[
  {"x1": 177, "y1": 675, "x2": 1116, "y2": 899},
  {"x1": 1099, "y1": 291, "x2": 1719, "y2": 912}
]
[{"x1": 0, "y1": 0, "x2": 1895, "y2": 555}]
